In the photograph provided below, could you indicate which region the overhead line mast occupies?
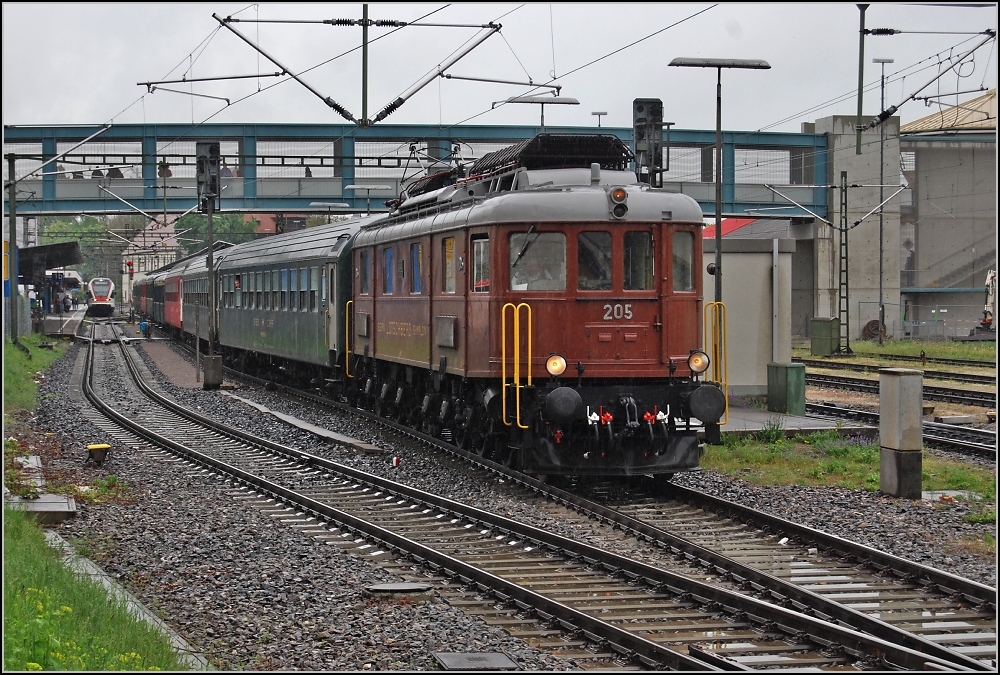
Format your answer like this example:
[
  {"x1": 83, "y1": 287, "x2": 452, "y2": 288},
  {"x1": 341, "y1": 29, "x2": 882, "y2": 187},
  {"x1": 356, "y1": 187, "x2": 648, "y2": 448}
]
[{"x1": 213, "y1": 7, "x2": 501, "y2": 127}]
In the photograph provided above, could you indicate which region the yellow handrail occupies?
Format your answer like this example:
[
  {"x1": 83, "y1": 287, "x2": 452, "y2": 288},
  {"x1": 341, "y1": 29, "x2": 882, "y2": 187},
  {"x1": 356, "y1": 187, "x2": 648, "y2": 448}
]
[
  {"x1": 501, "y1": 302, "x2": 531, "y2": 428},
  {"x1": 704, "y1": 301, "x2": 728, "y2": 424},
  {"x1": 345, "y1": 300, "x2": 353, "y2": 379}
]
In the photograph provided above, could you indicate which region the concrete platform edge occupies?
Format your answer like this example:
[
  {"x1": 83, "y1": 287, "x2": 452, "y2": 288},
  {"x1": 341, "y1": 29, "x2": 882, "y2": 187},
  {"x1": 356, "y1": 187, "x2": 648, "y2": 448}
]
[{"x1": 43, "y1": 530, "x2": 211, "y2": 671}]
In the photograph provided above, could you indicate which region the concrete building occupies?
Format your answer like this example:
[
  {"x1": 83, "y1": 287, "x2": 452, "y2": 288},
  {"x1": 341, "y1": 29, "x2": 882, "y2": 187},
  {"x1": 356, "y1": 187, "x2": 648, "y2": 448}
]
[
  {"x1": 898, "y1": 90, "x2": 996, "y2": 338},
  {"x1": 805, "y1": 115, "x2": 903, "y2": 342}
]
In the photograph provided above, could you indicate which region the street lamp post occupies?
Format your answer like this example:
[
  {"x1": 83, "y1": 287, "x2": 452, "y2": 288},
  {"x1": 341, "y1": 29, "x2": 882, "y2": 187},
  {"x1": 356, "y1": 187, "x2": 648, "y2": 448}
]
[
  {"x1": 669, "y1": 58, "x2": 770, "y2": 305},
  {"x1": 591, "y1": 111, "x2": 607, "y2": 128},
  {"x1": 343, "y1": 186, "x2": 392, "y2": 215},
  {"x1": 493, "y1": 95, "x2": 580, "y2": 133},
  {"x1": 309, "y1": 202, "x2": 351, "y2": 223},
  {"x1": 874, "y1": 57, "x2": 893, "y2": 346}
]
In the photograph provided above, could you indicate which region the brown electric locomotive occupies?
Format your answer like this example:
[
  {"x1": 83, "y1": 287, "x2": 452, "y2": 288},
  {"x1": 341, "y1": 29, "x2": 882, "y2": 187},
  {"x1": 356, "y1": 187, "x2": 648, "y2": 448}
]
[{"x1": 348, "y1": 134, "x2": 725, "y2": 478}]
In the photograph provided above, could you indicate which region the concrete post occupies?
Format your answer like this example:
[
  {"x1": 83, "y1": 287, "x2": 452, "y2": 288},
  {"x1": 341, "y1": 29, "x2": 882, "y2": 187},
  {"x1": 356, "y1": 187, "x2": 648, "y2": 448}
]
[
  {"x1": 202, "y1": 356, "x2": 223, "y2": 390},
  {"x1": 879, "y1": 368, "x2": 923, "y2": 498}
]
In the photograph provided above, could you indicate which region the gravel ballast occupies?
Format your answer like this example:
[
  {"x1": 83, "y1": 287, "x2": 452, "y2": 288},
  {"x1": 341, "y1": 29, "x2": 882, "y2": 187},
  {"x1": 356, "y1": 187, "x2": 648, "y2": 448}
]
[{"x1": 18, "y1": 337, "x2": 999, "y2": 669}]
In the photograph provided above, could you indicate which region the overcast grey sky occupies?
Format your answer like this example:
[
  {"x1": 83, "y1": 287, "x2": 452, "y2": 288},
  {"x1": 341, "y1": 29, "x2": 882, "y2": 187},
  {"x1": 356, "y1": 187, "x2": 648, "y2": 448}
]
[{"x1": 2, "y1": 3, "x2": 997, "y2": 134}]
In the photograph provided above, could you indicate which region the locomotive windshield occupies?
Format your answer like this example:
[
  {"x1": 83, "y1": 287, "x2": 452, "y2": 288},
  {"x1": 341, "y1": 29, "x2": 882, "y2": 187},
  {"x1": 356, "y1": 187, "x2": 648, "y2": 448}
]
[
  {"x1": 577, "y1": 232, "x2": 612, "y2": 290},
  {"x1": 91, "y1": 279, "x2": 112, "y2": 296},
  {"x1": 509, "y1": 232, "x2": 566, "y2": 291}
]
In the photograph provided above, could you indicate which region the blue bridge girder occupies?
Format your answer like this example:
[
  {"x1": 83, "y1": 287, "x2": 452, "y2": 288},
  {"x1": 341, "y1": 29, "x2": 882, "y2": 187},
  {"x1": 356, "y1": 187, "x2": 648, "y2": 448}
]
[{"x1": 4, "y1": 122, "x2": 829, "y2": 219}]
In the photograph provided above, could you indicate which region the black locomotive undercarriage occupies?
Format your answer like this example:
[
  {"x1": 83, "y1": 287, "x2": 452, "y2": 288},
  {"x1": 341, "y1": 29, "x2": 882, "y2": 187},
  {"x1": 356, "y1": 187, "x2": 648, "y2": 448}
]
[
  {"x1": 212, "y1": 339, "x2": 721, "y2": 478},
  {"x1": 348, "y1": 357, "x2": 721, "y2": 478}
]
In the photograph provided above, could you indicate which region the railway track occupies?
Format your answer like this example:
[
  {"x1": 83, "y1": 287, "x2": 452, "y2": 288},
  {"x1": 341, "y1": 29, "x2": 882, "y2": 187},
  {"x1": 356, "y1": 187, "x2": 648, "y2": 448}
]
[
  {"x1": 155, "y1": 335, "x2": 999, "y2": 671},
  {"x1": 82, "y1": 328, "x2": 996, "y2": 670},
  {"x1": 795, "y1": 358, "x2": 997, "y2": 386},
  {"x1": 806, "y1": 403, "x2": 997, "y2": 459},
  {"x1": 813, "y1": 354, "x2": 995, "y2": 370},
  {"x1": 805, "y1": 373, "x2": 996, "y2": 408}
]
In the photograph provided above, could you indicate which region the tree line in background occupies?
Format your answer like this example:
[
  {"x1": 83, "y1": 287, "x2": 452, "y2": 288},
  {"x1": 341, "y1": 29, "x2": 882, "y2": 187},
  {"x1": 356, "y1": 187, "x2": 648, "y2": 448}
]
[{"x1": 38, "y1": 213, "x2": 349, "y2": 281}]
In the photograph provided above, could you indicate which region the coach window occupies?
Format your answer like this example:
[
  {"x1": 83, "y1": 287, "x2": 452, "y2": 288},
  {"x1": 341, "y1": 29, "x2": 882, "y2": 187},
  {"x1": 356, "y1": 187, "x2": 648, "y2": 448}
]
[
  {"x1": 262, "y1": 271, "x2": 270, "y2": 310},
  {"x1": 247, "y1": 273, "x2": 255, "y2": 309},
  {"x1": 410, "y1": 243, "x2": 423, "y2": 294},
  {"x1": 623, "y1": 231, "x2": 654, "y2": 290},
  {"x1": 320, "y1": 267, "x2": 326, "y2": 305},
  {"x1": 280, "y1": 269, "x2": 288, "y2": 310},
  {"x1": 672, "y1": 231, "x2": 695, "y2": 292},
  {"x1": 383, "y1": 248, "x2": 394, "y2": 294},
  {"x1": 359, "y1": 250, "x2": 370, "y2": 295},
  {"x1": 509, "y1": 231, "x2": 565, "y2": 291},
  {"x1": 256, "y1": 272, "x2": 263, "y2": 309},
  {"x1": 471, "y1": 236, "x2": 489, "y2": 293},
  {"x1": 309, "y1": 267, "x2": 319, "y2": 311},
  {"x1": 299, "y1": 268, "x2": 308, "y2": 311},
  {"x1": 577, "y1": 231, "x2": 612, "y2": 291},
  {"x1": 235, "y1": 274, "x2": 243, "y2": 308},
  {"x1": 442, "y1": 237, "x2": 456, "y2": 293},
  {"x1": 271, "y1": 271, "x2": 278, "y2": 309},
  {"x1": 290, "y1": 269, "x2": 300, "y2": 310}
]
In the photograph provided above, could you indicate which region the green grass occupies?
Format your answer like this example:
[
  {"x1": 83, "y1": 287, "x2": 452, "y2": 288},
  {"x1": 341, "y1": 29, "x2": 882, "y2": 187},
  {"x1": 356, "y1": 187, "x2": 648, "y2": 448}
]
[
  {"x1": 4, "y1": 338, "x2": 188, "y2": 670},
  {"x1": 795, "y1": 338, "x2": 995, "y2": 363},
  {"x1": 3, "y1": 506, "x2": 189, "y2": 671},
  {"x1": 4, "y1": 335, "x2": 71, "y2": 412},
  {"x1": 705, "y1": 428, "x2": 997, "y2": 499}
]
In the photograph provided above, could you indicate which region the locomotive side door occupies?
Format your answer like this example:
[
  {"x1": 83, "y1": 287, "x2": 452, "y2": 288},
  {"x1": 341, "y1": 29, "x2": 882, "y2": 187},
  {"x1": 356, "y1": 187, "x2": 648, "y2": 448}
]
[
  {"x1": 661, "y1": 228, "x2": 702, "y2": 364},
  {"x1": 326, "y1": 263, "x2": 338, "y2": 354}
]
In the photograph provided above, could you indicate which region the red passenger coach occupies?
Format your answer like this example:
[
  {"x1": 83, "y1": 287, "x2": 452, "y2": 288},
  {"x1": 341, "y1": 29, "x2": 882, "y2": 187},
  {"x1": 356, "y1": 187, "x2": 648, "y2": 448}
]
[{"x1": 164, "y1": 274, "x2": 183, "y2": 332}]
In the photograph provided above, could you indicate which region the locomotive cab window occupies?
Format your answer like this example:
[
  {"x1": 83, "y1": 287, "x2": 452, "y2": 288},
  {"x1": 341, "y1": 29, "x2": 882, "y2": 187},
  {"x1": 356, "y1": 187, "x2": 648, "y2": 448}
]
[
  {"x1": 673, "y1": 231, "x2": 695, "y2": 292},
  {"x1": 623, "y1": 231, "x2": 654, "y2": 291},
  {"x1": 577, "y1": 231, "x2": 612, "y2": 291},
  {"x1": 471, "y1": 237, "x2": 489, "y2": 293},
  {"x1": 509, "y1": 231, "x2": 565, "y2": 291}
]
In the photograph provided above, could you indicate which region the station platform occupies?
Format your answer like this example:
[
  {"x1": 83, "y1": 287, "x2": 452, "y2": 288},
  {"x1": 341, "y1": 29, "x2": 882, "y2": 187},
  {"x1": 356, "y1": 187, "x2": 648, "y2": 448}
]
[
  {"x1": 41, "y1": 307, "x2": 88, "y2": 338},
  {"x1": 717, "y1": 406, "x2": 872, "y2": 438}
]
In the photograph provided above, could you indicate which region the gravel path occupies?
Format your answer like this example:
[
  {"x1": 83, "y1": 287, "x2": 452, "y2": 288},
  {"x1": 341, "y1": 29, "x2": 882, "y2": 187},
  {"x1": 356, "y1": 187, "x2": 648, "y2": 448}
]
[{"x1": 15, "y1": 337, "x2": 998, "y2": 670}]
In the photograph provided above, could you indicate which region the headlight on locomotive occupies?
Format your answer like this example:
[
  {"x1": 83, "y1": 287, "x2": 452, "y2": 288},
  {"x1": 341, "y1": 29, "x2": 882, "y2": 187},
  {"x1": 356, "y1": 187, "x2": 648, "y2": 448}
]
[
  {"x1": 545, "y1": 353, "x2": 567, "y2": 377},
  {"x1": 687, "y1": 350, "x2": 710, "y2": 374}
]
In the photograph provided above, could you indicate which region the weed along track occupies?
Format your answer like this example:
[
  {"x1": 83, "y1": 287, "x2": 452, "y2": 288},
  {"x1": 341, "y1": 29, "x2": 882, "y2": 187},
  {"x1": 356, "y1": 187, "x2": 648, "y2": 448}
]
[{"x1": 76, "y1": 324, "x2": 997, "y2": 670}]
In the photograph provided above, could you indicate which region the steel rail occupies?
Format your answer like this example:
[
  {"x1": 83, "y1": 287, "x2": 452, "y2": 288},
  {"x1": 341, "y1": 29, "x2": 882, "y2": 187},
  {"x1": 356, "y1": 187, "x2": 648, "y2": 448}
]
[
  {"x1": 92, "y1": 330, "x2": 980, "y2": 671},
  {"x1": 795, "y1": 357, "x2": 997, "y2": 385},
  {"x1": 196, "y1": 354, "x2": 990, "y2": 670},
  {"x1": 805, "y1": 373, "x2": 996, "y2": 407},
  {"x1": 805, "y1": 402, "x2": 997, "y2": 458}
]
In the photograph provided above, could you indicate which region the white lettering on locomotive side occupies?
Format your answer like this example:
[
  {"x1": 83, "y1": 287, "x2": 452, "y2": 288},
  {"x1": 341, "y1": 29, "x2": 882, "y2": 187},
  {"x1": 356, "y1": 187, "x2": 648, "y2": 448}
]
[{"x1": 602, "y1": 304, "x2": 633, "y2": 321}]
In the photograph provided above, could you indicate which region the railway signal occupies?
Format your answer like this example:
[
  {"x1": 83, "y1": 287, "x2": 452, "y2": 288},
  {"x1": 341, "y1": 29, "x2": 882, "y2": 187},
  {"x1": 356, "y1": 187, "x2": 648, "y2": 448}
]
[
  {"x1": 126, "y1": 260, "x2": 134, "y2": 279},
  {"x1": 196, "y1": 142, "x2": 220, "y2": 213}
]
